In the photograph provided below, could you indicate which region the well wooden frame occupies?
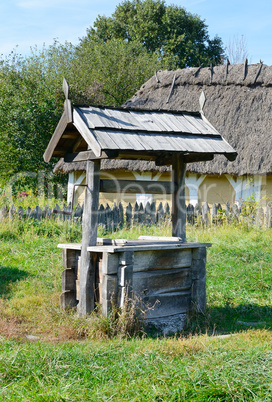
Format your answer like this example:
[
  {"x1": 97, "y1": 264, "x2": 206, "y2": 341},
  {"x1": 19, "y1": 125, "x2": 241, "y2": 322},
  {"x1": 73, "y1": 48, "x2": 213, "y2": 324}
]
[{"x1": 43, "y1": 79, "x2": 237, "y2": 321}]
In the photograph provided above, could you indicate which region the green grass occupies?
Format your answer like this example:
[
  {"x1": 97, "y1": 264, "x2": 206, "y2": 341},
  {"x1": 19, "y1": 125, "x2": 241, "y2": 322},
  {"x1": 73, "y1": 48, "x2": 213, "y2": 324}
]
[
  {"x1": 0, "y1": 218, "x2": 272, "y2": 400},
  {"x1": 1, "y1": 334, "x2": 272, "y2": 401}
]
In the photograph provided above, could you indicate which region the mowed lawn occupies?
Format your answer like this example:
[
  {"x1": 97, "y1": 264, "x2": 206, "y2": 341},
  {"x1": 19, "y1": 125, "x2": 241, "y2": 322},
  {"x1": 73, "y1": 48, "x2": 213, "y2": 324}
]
[{"x1": 0, "y1": 219, "x2": 272, "y2": 401}]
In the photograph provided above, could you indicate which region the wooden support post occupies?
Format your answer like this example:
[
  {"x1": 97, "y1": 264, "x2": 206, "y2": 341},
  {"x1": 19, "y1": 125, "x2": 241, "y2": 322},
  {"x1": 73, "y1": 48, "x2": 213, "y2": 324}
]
[
  {"x1": 78, "y1": 160, "x2": 100, "y2": 316},
  {"x1": 172, "y1": 154, "x2": 186, "y2": 241}
]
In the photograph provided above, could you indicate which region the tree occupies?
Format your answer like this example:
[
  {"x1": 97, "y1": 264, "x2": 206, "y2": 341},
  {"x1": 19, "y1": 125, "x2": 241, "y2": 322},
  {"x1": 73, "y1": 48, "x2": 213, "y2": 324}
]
[
  {"x1": 83, "y1": 0, "x2": 225, "y2": 69},
  {"x1": 0, "y1": 45, "x2": 71, "y2": 188},
  {"x1": 74, "y1": 38, "x2": 160, "y2": 105},
  {"x1": 226, "y1": 35, "x2": 249, "y2": 65},
  {"x1": 0, "y1": 39, "x2": 159, "y2": 188}
]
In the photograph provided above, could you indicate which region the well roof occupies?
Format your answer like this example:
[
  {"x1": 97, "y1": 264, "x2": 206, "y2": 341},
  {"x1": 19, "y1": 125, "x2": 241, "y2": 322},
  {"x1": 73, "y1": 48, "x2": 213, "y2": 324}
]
[{"x1": 44, "y1": 103, "x2": 236, "y2": 168}]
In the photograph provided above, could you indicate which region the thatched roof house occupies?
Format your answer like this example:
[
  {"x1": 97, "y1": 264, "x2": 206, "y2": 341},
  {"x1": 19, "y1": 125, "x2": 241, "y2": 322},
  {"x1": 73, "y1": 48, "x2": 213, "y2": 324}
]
[
  {"x1": 56, "y1": 63, "x2": 272, "y2": 205},
  {"x1": 125, "y1": 62, "x2": 272, "y2": 177}
]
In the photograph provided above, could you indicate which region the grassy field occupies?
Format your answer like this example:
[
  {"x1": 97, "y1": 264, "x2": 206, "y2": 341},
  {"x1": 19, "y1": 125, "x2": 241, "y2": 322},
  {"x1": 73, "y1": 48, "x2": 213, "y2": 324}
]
[{"x1": 0, "y1": 218, "x2": 272, "y2": 400}]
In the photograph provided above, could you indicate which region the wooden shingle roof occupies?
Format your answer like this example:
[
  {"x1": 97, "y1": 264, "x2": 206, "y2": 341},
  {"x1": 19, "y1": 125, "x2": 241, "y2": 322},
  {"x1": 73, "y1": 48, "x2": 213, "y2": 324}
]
[{"x1": 44, "y1": 104, "x2": 237, "y2": 164}]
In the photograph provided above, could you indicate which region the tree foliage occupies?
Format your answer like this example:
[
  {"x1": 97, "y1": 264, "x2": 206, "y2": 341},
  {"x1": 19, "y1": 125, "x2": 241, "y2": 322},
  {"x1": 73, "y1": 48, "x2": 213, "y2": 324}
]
[
  {"x1": 74, "y1": 38, "x2": 160, "y2": 105},
  {"x1": 0, "y1": 39, "x2": 159, "y2": 187},
  {"x1": 0, "y1": 0, "x2": 225, "y2": 190},
  {"x1": 84, "y1": 0, "x2": 225, "y2": 68},
  {"x1": 0, "y1": 45, "x2": 73, "y2": 187}
]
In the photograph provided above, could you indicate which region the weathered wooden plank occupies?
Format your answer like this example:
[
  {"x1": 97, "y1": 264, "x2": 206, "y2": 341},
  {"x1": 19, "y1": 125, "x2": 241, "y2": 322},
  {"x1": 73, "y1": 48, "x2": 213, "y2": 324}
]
[
  {"x1": 34, "y1": 206, "x2": 42, "y2": 220},
  {"x1": 143, "y1": 291, "x2": 191, "y2": 319},
  {"x1": 97, "y1": 238, "x2": 127, "y2": 246},
  {"x1": 101, "y1": 275, "x2": 118, "y2": 308},
  {"x1": 43, "y1": 112, "x2": 68, "y2": 162},
  {"x1": 168, "y1": 113, "x2": 200, "y2": 133},
  {"x1": 253, "y1": 61, "x2": 263, "y2": 84},
  {"x1": 133, "y1": 248, "x2": 192, "y2": 272},
  {"x1": 187, "y1": 203, "x2": 195, "y2": 224},
  {"x1": 62, "y1": 132, "x2": 78, "y2": 139},
  {"x1": 60, "y1": 291, "x2": 77, "y2": 309},
  {"x1": 172, "y1": 114, "x2": 202, "y2": 134},
  {"x1": 201, "y1": 202, "x2": 210, "y2": 226},
  {"x1": 118, "y1": 202, "x2": 124, "y2": 228},
  {"x1": 102, "y1": 252, "x2": 120, "y2": 275},
  {"x1": 183, "y1": 115, "x2": 215, "y2": 135},
  {"x1": 209, "y1": 63, "x2": 213, "y2": 83},
  {"x1": 64, "y1": 150, "x2": 118, "y2": 163},
  {"x1": 93, "y1": 129, "x2": 121, "y2": 150},
  {"x1": 105, "y1": 204, "x2": 112, "y2": 232},
  {"x1": 172, "y1": 155, "x2": 186, "y2": 241},
  {"x1": 77, "y1": 160, "x2": 100, "y2": 316},
  {"x1": 43, "y1": 205, "x2": 51, "y2": 219},
  {"x1": 138, "y1": 236, "x2": 182, "y2": 242},
  {"x1": 194, "y1": 64, "x2": 203, "y2": 77},
  {"x1": 243, "y1": 58, "x2": 248, "y2": 80},
  {"x1": 9, "y1": 204, "x2": 16, "y2": 220},
  {"x1": 191, "y1": 247, "x2": 206, "y2": 313},
  {"x1": 184, "y1": 153, "x2": 214, "y2": 163},
  {"x1": 98, "y1": 204, "x2": 105, "y2": 228},
  {"x1": 87, "y1": 242, "x2": 211, "y2": 253},
  {"x1": 126, "y1": 203, "x2": 132, "y2": 227},
  {"x1": 105, "y1": 130, "x2": 145, "y2": 151},
  {"x1": 62, "y1": 248, "x2": 78, "y2": 269},
  {"x1": 18, "y1": 206, "x2": 24, "y2": 219},
  {"x1": 151, "y1": 202, "x2": 156, "y2": 224},
  {"x1": 85, "y1": 106, "x2": 119, "y2": 129},
  {"x1": 133, "y1": 202, "x2": 139, "y2": 224},
  {"x1": 149, "y1": 113, "x2": 174, "y2": 132},
  {"x1": 153, "y1": 113, "x2": 181, "y2": 132},
  {"x1": 73, "y1": 109, "x2": 102, "y2": 157},
  {"x1": 138, "y1": 203, "x2": 144, "y2": 224},
  {"x1": 64, "y1": 99, "x2": 73, "y2": 124},
  {"x1": 62, "y1": 268, "x2": 76, "y2": 292},
  {"x1": 73, "y1": 204, "x2": 83, "y2": 222},
  {"x1": 26, "y1": 206, "x2": 31, "y2": 219},
  {"x1": 104, "y1": 108, "x2": 141, "y2": 130},
  {"x1": 166, "y1": 73, "x2": 176, "y2": 103},
  {"x1": 133, "y1": 268, "x2": 192, "y2": 296},
  {"x1": 128, "y1": 111, "x2": 163, "y2": 131},
  {"x1": 225, "y1": 58, "x2": 230, "y2": 80}
]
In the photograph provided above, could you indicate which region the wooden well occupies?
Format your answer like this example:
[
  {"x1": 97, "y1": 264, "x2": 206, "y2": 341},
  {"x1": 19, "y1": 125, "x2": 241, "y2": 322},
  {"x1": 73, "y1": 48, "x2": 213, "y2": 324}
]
[
  {"x1": 59, "y1": 238, "x2": 210, "y2": 334},
  {"x1": 43, "y1": 79, "x2": 236, "y2": 332}
]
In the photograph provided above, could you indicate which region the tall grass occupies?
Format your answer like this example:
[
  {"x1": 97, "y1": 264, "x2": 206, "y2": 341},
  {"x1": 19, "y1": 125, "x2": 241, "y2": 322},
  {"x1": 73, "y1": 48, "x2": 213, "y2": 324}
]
[{"x1": 0, "y1": 216, "x2": 272, "y2": 400}]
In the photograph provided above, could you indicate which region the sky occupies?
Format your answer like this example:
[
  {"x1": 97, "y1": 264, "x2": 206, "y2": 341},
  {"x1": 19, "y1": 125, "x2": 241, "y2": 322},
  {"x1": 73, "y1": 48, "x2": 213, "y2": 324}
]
[{"x1": 1, "y1": 0, "x2": 272, "y2": 65}]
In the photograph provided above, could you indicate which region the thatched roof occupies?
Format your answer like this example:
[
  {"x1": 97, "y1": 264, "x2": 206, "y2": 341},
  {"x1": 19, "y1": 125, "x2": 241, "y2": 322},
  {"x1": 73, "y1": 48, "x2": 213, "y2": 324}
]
[
  {"x1": 55, "y1": 63, "x2": 272, "y2": 176},
  {"x1": 54, "y1": 158, "x2": 170, "y2": 174}
]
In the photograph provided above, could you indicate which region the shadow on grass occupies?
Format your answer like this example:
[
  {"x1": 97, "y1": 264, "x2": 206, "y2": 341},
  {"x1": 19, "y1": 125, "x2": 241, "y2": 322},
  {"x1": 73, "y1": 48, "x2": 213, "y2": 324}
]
[
  {"x1": 0, "y1": 265, "x2": 29, "y2": 298},
  {"x1": 185, "y1": 304, "x2": 272, "y2": 335}
]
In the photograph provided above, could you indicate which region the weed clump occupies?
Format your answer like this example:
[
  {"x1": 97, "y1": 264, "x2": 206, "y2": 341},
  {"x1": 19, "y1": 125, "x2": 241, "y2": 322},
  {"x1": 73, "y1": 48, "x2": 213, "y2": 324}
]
[{"x1": 67, "y1": 292, "x2": 145, "y2": 340}]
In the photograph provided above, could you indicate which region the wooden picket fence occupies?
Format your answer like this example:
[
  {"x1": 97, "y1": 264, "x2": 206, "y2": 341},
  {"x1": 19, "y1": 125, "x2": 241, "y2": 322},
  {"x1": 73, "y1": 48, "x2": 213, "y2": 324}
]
[{"x1": 0, "y1": 200, "x2": 271, "y2": 230}]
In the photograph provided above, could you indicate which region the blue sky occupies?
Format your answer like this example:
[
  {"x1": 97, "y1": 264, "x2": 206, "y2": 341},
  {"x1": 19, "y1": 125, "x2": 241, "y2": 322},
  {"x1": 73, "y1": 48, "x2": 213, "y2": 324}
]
[{"x1": 1, "y1": 0, "x2": 272, "y2": 65}]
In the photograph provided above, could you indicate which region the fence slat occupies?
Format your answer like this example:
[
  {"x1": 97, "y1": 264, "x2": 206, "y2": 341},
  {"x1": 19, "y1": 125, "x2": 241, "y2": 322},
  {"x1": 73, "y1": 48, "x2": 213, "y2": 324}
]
[
  {"x1": 2, "y1": 200, "x2": 272, "y2": 230},
  {"x1": 126, "y1": 203, "x2": 132, "y2": 227}
]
